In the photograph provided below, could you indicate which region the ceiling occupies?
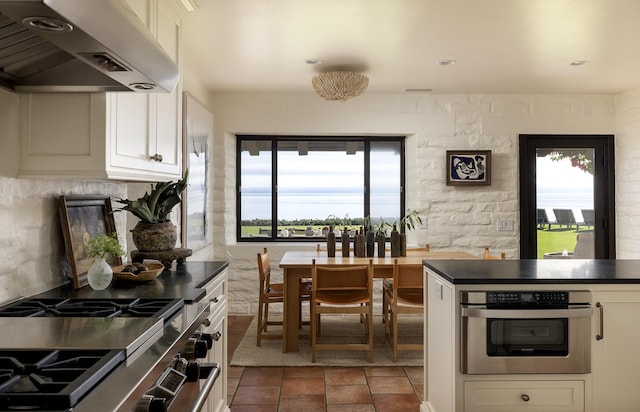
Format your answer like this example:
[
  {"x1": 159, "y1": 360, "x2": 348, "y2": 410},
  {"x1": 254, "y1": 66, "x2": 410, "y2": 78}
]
[{"x1": 182, "y1": 0, "x2": 640, "y2": 95}]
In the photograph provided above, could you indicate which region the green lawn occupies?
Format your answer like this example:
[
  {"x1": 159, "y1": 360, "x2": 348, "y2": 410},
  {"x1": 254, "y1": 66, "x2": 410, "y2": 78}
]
[
  {"x1": 244, "y1": 224, "x2": 591, "y2": 259},
  {"x1": 537, "y1": 225, "x2": 593, "y2": 259}
]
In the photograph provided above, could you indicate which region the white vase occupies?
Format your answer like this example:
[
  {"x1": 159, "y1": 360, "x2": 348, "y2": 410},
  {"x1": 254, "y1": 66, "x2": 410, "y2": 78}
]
[{"x1": 87, "y1": 258, "x2": 113, "y2": 290}]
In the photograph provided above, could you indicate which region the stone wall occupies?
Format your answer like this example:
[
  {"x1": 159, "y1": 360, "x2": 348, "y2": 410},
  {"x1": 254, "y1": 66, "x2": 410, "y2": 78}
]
[{"x1": 207, "y1": 92, "x2": 617, "y2": 315}]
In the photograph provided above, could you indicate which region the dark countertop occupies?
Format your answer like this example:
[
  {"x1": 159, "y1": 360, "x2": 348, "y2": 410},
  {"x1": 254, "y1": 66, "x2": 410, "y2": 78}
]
[
  {"x1": 423, "y1": 259, "x2": 640, "y2": 284},
  {"x1": 33, "y1": 260, "x2": 229, "y2": 302},
  {"x1": 37, "y1": 260, "x2": 229, "y2": 412}
]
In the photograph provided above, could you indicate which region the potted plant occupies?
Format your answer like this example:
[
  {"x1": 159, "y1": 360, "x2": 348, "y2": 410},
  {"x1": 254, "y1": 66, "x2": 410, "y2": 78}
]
[
  {"x1": 86, "y1": 232, "x2": 125, "y2": 290},
  {"x1": 400, "y1": 209, "x2": 423, "y2": 233},
  {"x1": 393, "y1": 209, "x2": 423, "y2": 257},
  {"x1": 114, "y1": 171, "x2": 188, "y2": 252},
  {"x1": 372, "y1": 218, "x2": 390, "y2": 257}
]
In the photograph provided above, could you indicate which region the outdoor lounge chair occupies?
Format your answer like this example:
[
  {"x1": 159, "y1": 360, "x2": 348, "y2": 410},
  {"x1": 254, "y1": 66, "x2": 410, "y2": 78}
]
[
  {"x1": 537, "y1": 209, "x2": 554, "y2": 230},
  {"x1": 581, "y1": 209, "x2": 595, "y2": 227},
  {"x1": 553, "y1": 208, "x2": 581, "y2": 230}
]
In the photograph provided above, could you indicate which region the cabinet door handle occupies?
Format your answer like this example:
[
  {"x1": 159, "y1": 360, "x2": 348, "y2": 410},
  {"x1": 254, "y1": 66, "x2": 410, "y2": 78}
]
[
  {"x1": 212, "y1": 331, "x2": 222, "y2": 342},
  {"x1": 211, "y1": 297, "x2": 219, "y2": 303},
  {"x1": 150, "y1": 153, "x2": 163, "y2": 162},
  {"x1": 596, "y1": 301, "x2": 604, "y2": 340},
  {"x1": 521, "y1": 394, "x2": 530, "y2": 402}
]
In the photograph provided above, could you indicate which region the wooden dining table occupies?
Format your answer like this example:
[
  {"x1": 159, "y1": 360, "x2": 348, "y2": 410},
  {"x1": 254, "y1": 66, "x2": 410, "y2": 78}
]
[{"x1": 278, "y1": 249, "x2": 477, "y2": 352}]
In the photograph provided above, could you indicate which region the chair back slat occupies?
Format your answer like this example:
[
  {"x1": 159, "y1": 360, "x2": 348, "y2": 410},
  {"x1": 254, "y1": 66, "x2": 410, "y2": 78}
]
[
  {"x1": 393, "y1": 262, "x2": 423, "y2": 289},
  {"x1": 257, "y1": 247, "x2": 271, "y2": 291},
  {"x1": 314, "y1": 265, "x2": 370, "y2": 291}
]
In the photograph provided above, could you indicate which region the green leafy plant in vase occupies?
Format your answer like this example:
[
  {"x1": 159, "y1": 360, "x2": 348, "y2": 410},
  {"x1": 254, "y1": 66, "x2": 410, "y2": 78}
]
[
  {"x1": 394, "y1": 209, "x2": 423, "y2": 257},
  {"x1": 372, "y1": 218, "x2": 390, "y2": 257},
  {"x1": 114, "y1": 170, "x2": 188, "y2": 252},
  {"x1": 86, "y1": 232, "x2": 125, "y2": 290},
  {"x1": 399, "y1": 209, "x2": 423, "y2": 233}
]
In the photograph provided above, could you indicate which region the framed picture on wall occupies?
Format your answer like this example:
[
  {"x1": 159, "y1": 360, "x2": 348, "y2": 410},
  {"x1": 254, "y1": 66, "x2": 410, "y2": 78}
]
[
  {"x1": 181, "y1": 93, "x2": 213, "y2": 252},
  {"x1": 446, "y1": 150, "x2": 491, "y2": 186},
  {"x1": 59, "y1": 195, "x2": 121, "y2": 288}
]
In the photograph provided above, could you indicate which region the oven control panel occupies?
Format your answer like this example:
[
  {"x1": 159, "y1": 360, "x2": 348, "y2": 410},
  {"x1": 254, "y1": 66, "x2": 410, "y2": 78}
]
[{"x1": 487, "y1": 291, "x2": 568, "y2": 305}]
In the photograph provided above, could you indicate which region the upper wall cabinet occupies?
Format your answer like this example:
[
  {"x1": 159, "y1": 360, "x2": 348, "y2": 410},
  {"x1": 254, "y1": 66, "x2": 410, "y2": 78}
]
[{"x1": 18, "y1": 0, "x2": 188, "y2": 182}]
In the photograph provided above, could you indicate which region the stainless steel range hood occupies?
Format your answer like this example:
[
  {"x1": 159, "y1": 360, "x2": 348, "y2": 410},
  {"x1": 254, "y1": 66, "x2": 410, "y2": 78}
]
[{"x1": 0, "y1": 0, "x2": 179, "y2": 93}]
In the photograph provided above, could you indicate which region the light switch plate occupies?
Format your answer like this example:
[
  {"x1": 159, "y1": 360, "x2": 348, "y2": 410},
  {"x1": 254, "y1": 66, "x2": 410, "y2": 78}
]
[
  {"x1": 497, "y1": 219, "x2": 513, "y2": 231},
  {"x1": 420, "y1": 216, "x2": 428, "y2": 229}
]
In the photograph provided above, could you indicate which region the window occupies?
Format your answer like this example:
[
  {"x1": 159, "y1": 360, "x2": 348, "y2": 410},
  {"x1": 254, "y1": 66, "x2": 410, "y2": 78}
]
[{"x1": 237, "y1": 136, "x2": 405, "y2": 241}]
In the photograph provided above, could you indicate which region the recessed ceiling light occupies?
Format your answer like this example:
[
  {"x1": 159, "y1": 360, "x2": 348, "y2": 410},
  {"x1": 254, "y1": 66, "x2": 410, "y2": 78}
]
[
  {"x1": 305, "y1": 59, "x2": 323, "y2": 65},
  {"x1": 570, "y1": 60, "x2": 589, "y2": 66},
  {"x1": 438, "y1": 60, "x2": 457, "y2": 66}
]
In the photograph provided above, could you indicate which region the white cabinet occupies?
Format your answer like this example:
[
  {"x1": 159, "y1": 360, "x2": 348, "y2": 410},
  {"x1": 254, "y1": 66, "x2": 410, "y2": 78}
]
[
  {"x1": 590, "y1": 291, "x2": 640, "y2": 412},
  {"x1": 18, "y1": 0, "x2": 185, "y2": 182},
  {"x1": 425, "y1": 270, "x2": 455, "y2": 412},
  {"x1": 200, "y1": 269, "x2": 228, "y2": 412},
  {"x1": 464, "y1": 380, "x2": 585, "y2": 412}
]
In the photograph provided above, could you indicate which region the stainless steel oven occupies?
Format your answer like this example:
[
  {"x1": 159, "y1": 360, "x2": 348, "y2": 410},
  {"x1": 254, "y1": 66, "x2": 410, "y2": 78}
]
[
  {"x1": 461, "y1": 290, "x2": 592, "y2": 374},
  {"x1": 117, "y1": 303, "x2": 221, "y2": 412}
]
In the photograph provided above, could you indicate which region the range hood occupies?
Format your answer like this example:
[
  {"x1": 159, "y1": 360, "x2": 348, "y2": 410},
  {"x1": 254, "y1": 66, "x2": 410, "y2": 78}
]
[{"x1": 0, "y1": 0, "x2": 179, "y2": 93}]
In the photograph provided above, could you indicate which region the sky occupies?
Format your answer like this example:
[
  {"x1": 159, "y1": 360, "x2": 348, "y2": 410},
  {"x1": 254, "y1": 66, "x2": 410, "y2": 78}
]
[
  {"x1": 241, "y1": 149, "x2": 400, "y2": 221},
  {"x1": 536, "y1": 155, "x2": 594, "y2": 210},
  {"x1": 241, "y1": 151, "x2": 595, "y2": 221},
  {"x1": 536, "y1": 155, "x2": 593, "y2": 190}
]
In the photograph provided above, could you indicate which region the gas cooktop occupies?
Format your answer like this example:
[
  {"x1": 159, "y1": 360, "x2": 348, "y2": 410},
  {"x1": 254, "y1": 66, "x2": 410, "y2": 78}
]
[
  {"x1": 0, "y1": 298, "x2": 187, "y2": 363},
  {"x1": 0, "y1": 349, "x2": 125, "y2": 411},
  {"x1": 0, "y1": 297, "x2": 184, "y2": 320}
]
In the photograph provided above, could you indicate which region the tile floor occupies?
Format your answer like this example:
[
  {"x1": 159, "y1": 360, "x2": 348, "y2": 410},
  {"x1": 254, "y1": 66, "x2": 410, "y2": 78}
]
[{"x1": 227, "y1": 315, "x2": 424, "y2": 411}]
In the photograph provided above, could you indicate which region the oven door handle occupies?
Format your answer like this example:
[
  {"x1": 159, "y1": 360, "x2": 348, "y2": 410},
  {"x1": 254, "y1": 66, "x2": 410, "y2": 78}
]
[
  {"x1": 461, "y1": 307, "x2": 593, "y2": 319},
  {"x1": 188, "y1": 362, "x2": 221, "y2": 412}
]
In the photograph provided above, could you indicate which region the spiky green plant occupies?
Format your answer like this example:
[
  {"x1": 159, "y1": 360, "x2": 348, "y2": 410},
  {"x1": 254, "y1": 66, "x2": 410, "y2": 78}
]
[
  {"x1": 114, "y1": 170, "x2": 188, "y2": 223},
  {"x1": 372, "y1": 217, "x2": 390, "y2": 237},
  {"x1": 398, "y1": 209, "x2": 423, "y2": 233}
]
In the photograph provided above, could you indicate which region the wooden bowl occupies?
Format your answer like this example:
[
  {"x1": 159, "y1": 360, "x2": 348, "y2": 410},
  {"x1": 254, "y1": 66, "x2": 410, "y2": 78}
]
[{"x1": 113, "y1": 262, "x2": 165, "y2": 282}]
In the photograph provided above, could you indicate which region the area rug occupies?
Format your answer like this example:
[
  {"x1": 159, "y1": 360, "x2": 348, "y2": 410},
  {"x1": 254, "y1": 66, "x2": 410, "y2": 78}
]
[{"x1": 231, "y1": 315, "x2": 423, "y2": 367}]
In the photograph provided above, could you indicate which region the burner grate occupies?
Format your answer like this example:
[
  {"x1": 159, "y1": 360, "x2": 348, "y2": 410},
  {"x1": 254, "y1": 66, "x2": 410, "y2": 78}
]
[
  {"x1": 0, "y1": 349, "x2": 125, "y2": 410},
  {"x1": 0, "y1": 298, "x2": 184, "y2": 321}
]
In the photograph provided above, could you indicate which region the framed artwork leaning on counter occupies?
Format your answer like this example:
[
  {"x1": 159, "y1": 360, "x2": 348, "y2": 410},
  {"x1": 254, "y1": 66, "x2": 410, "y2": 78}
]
[{"x1": 58, "y1": 195, "x2": 122, "y2": 288}]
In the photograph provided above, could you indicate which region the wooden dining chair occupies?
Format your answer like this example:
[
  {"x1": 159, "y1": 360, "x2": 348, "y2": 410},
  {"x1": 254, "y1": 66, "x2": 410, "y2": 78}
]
[
  {"x1": 256, "y1": 248, "x2": 311, "y2": 346},
  {"x1": 483, "y1": 247, "x2": 506, "y2": 260},
  {"x1": 381, "y1": 244, "x2": 428, "y2": 319},
  {"x1": 382, "y1": 259, "x2": 424, "y2": 361},
  {"x1": 310, "y1": 259, "x2": 374, "y2": 362}
]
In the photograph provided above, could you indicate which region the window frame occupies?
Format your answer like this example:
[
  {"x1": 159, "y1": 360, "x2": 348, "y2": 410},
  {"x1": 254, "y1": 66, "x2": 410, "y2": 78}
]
[{"x1": 236, "y1": 135, "x2": 406, "y2": 242}]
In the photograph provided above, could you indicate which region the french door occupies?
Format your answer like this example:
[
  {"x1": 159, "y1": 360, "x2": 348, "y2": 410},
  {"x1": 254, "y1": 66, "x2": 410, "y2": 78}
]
[{"x1": 519, "y1": 135, "x2": 615, "y2": 259}]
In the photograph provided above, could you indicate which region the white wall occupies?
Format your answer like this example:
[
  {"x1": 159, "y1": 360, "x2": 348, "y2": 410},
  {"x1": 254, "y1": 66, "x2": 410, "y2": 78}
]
[{"x1": 207, "y1": 91, "x2": 616, "y2": 314}]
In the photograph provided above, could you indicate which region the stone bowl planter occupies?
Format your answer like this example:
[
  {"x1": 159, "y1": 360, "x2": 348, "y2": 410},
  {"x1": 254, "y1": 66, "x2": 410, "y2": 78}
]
[{"x1": 131, "y1": 221, "x2": 177, "y2": 252}]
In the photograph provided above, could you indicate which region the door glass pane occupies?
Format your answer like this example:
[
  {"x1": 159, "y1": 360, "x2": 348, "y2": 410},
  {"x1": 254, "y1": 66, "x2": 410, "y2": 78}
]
[
  {"x1": 536, "y1": 149, "x2": 595, "y2": 259},
  {"x1": 240, "y1": 140, "x2": 272, "y2": 238},
  {"x1": 370, "y1": 141, "x2": 401, "y2": 228},
  {"x1": 276, "y1": 140, "x2": 364, "y2": 238}
]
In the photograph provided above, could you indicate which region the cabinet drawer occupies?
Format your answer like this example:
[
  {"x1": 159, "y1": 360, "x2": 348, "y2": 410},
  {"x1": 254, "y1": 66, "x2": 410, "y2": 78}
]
[
  {"x1": 203, "y1": 276, "x2": 226, "y2": 312},
  {"x1": 464, "y1": 380, "x2": 584, "y2": 412}
]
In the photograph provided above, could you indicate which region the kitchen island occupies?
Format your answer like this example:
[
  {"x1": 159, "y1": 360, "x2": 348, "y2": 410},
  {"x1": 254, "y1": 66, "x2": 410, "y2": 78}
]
[
  {"x1": 1, "y1": 261, "x2": 229, "y2": 412},
  {"x1": 422, "y1": 259, "x2": 640, "y2": 412}
]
